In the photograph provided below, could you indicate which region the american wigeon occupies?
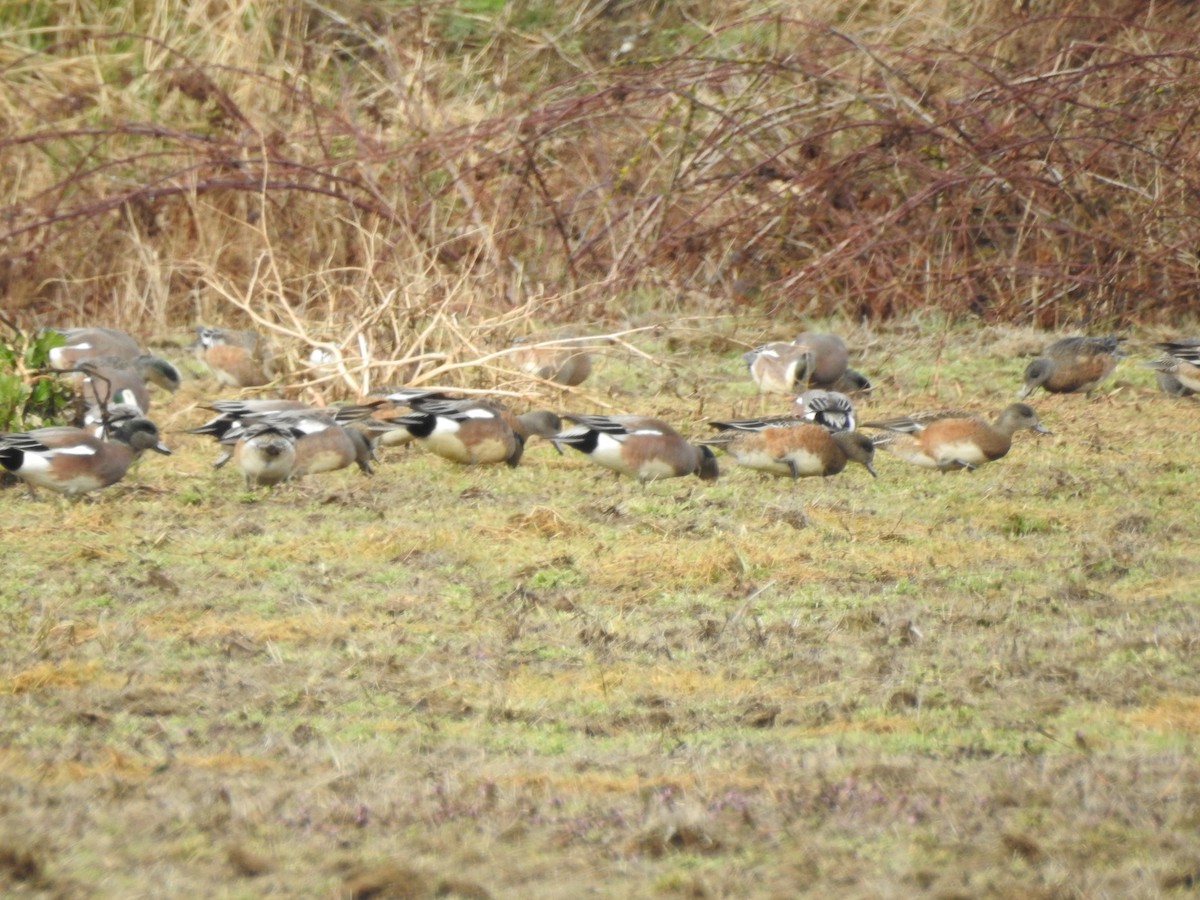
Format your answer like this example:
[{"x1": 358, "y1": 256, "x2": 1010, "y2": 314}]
[
  {"x1": 83, "y1": 399, "x2": 145, "y2": 440},
  {"x1": 791, "y1": 331, "x2": 851, "y2": 389},
  {"x1": 744, "y1": 332, "x2": 857, "y2": 394},
  {"x1": 78, "y1": 355, "x2": 182, "y2": 413},
  {"x1": 197, "y1": 403, "x2": 375, "y2": 477},
  {"x1": 701, "y1": 422, "x2": 877, "y2": 480},
  {"x1": 366, "y1": 389, "x2": 465, "y2": 448},
  {"x1": 743, "y1": 342, "x2": 812, "y2": 394},
  {"x1": 288, "y1": 417, "x2": 374, "y2": 477},
  {"x1": 379, "y1": 388, "x2": 462, "y2": 406},
  {"x1": 218, "y1": 413, "x2": 374, "y2": 486},
  {"x1": 188, "y1": 399, "x2": 314, "y2": 443},
  {"x1": 709, "y1": 389, "x2": 856, "y2": 436},
  {"x1": 194, "y1": 325, "x2": 276, "y2": 388},
  {"x1": 863, "y1": 403, "x2": 1050, "y2": 472},
  {"x1": 1150, "y1": 370, "x2": 1196, "y2": 398},
  {"x1": 791, "y1": 389, "x2": 857, "y2": 432},
  {"x1": 1018, "y1": 335, "x2": 1124, "y2": 397},
  {"x1": 224, "y1": 421, "x2": 300, "y2": 488},
  {"x1": 1145, "y1": 340, "x2": 1200, "y2": 394},
  {"x1": 0, "y1": 416, "x2": 170, "y2": 496},
  {"x1": 709, "y1": 414, "x2": 808, "y2": 434},
  {"x1": 48, "y1": 327, "x2": 143, "y2": 370},
  {"x1": 510, "y1": 341, "x2": 593, "y2": 386},
  {"x1": 553, "y1": 414, "x2": 720, "y2": 483},
  {"x1": 382, "y1": 399, "x2": 560, "y2": 467}
]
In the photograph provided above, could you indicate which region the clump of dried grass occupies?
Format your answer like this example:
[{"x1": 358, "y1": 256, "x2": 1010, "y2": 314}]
[{"x1": 2, "y1": 0, "x2": 1198, "y2": 366}]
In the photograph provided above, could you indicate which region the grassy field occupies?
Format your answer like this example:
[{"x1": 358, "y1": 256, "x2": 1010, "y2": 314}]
[
  {"x1": 2, "y1": 317, "x2": 1198, "y2": 898},
  {"x1": 3, "y1": 0, "x2": 1200, "y2": 895}
]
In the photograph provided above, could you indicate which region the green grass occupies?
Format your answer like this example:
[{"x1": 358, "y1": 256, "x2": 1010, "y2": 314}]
[{"x1": 2, "y1": 318, "x2": 1200, "y2": 896}]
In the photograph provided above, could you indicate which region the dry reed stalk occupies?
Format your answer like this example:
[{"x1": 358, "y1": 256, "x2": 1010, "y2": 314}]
[{"x1": 2, "y1": 3, "x2": 1199, "y2": 340}]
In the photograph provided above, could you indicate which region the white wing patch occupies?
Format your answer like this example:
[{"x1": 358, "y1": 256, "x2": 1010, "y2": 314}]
[
  {"x1": 294, "y1": 419, "x2": 332, "y2": 435},
  {"x1": 54, "y1": 445, "x2": 99, "y2": 456}
]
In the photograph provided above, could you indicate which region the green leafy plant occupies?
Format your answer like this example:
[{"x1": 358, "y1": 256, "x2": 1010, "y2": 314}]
[{"x1": 0, "y1": 326, "x2": 72, "y2": 431}]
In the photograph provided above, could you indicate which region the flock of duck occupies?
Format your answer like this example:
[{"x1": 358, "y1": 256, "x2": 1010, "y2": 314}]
[{"x1": 0, "y1": 324, "x2": 1195, "y2": 499}]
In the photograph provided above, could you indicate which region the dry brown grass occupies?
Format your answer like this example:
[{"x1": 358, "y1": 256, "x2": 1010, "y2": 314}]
[{"x1": 3, "y1": 0, "x2": 1200, "y2": 380}]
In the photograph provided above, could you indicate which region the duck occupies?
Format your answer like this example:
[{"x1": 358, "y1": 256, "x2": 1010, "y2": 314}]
[
  {"x1": 224, "y1": 421, "x2": 301, "y2": 488},
  {"x1": 552, "y1": 414, "x2": 719, "y2": 483},
  {"x1": 791, "y1": 389, "x2": 857, "y2": 432},
  {"x1": 191, "y1": 401, "x2": 377, "y2": 476},
  {"x1": 863, "y1": 403, "x2": 1050, "y2": 472},
  {"x1": 701, "y1": 422, "x2": 877, "y2": 480},
  {"x1": 1018, "y1": 335, "x2": 1123, "y2": 397},
  {"x1": 510, "y1": 340, "x2": 593, "y2": 386},
  {"x1": 0, "y1": 417, "x2": 170, "y2": 496},
  {"x1": 194, "y1": 325, "x2": 276, "y2": 388},
  {"x1": 790, "y1": 331, "x2": 851, "y2": 389},
  {"x1": 742, "y1": 342, "x2": 813, "y2": 394},
  {"x1": 47, "y1": 327, "x2": 144, "y2": 370},
  {"x1": 1145, "y1": 339, "x2": 1200, "y2": 395},
  {"x1": 382, "y1": 399, "x2": 561, "y2": 467},
  {"x1": 78, "y1": 354, "x2": 182, "y2": 413}
]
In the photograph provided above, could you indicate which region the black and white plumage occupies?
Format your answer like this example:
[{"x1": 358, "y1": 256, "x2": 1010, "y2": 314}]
[
  {"x1": 193, "y1": 402, "x2": 376, "y2": 478},
  {"x1": 0, "y1": 417, "x2": 170, "y2": 497},
  {"x1": 553, "y1": 414, "x2": 719, "y2": 484},
  {"x1": 381, "y1": 399, "x2": 560, "y2": 468}
]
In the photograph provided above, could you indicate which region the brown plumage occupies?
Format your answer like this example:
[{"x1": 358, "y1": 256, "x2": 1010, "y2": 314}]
[
  {"x1": 702, "y1": 423, "x2": 877, "y2": 480},
  {"x1": 511, "y1": 343, "x2": 593, "y2": 386},
  {"x1": 194, "y1": 326, "x2": 276, "y2": 388},
  {"x1": 195, "y1": 402, "x2": 376, "y2": 478},
  {"x1": 383, "y1": 400, "x2": 561, "y2": 467},
  {"x1": 0, "y1": 417, "x2": 170, "y2": 496},
  {"x1": 743, "y1": 342, "x2": 811, "y2": 394},
  {"x1": 554, "y1": 415, "x2": 720, "y2": 483},
  {"x1": 791, "y1": 331, "x2": 851, "y2": 389},
  {"x1": 1018, "y1": 336, "x2": 1123, "y2": 397},
  {"x1": 292, "y1": 422, "x2": 374, "y2": 477},
  {"x1": 78, "y1": 355, "x2": 182, "y2": 414},
  {"x1": 48, "y1": 327, "x2": 143, "y2": 370},
  {"x1": 744, "y1": 332, "x2": 856, "y2": 394},
  {"x1": 229, "y1": 422, "x2": 299, "y2": 488},
  {"x1": 864, "y1": 403, "x2": 1050, "y2": 472}
]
